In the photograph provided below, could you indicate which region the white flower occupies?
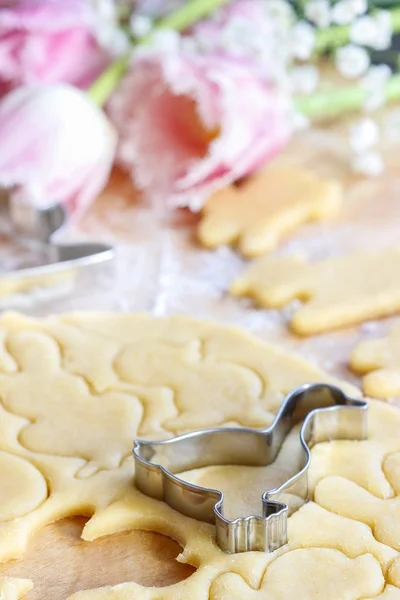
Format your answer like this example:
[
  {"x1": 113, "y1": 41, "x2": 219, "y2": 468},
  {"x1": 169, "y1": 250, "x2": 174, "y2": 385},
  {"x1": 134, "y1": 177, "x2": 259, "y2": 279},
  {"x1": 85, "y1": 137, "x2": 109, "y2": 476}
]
[
  {"x1": 349, "y1": 118, "x2": 380, "y2": 154},
  {"x1": 265, "y1": 0, "x2": 295, "y2": 30},
  {"x1": 130, "y1": 13, "x2": 153, "y2": 38},
  {"x1": 362, "y1": 64, "x2": 392, "y2": 91},
  {"x1": 383, "y1": 109, "x2": 400, "y2": 142},
  {"x1": 375, "y1": 11, "x2": 393, "y2": 49},
  {"x1": 290, "y1": 21, "x2": 316, "y2": 60},
  {"x1": 290, "y1": 65, "x2": 319, "y2": 94},
  {"x1": 331, "y1": 0, "x2": 367, "y2": 25},
  {"x1": 361, "y1": 64, "x2": 391, "y2": 111},
  {"x1": 292, "y1": 111, "x2": 310, "y2": 131},
  {"x1": 92, "y1": 0, "x2": 129, "y2": 55},
  {"x1": 219, "y1": 16, "x2": 266, "y2": 56},
  {"x1": 335, "y1": 44, "x2": 370, "y2": 79},
  {"x1": 351, "y1": 150, "x2": 384, "y2": 176},
  {"x1": 305, "y1": 0, "x2": 331, "y2": 28},
  {"x1": 146, "y1": 29, "x2": 181, "y2": 53},
  {"x1": 350, "y1": 11, "x2": 392, "y2": 50}
]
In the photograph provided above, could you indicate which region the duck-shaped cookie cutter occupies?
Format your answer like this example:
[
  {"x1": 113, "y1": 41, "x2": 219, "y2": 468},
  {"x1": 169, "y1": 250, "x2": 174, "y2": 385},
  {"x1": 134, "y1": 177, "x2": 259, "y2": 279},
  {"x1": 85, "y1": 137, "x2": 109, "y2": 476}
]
[
  {"x1": 134, "y1": 383, "x2": 367, "y2": 554},
  {"x1": 0, "y1": 194, "x2": 115, "y2": 306}
]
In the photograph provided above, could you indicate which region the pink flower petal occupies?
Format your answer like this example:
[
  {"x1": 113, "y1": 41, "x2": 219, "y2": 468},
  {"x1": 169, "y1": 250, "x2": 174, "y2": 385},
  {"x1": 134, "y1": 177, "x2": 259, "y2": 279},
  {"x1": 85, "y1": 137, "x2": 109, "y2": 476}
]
[
  {"x1": 108, "y1": 50, "x2": 292, "y2": 210},
  {"x1": 0, "y1": 0, "x2": 110, "y2": 92}
]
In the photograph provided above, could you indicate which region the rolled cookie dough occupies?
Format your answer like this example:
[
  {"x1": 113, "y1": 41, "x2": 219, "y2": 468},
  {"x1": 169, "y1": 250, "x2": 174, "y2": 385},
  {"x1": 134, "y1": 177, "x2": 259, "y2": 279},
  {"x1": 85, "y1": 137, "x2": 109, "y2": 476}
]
[
  {"x1": 0, "y1": 312, "x2": 399, "y2": 600},
  {"x1": 198, "y1": 167, "x2": 342, "y2": 257},
  {"x1": 231, "y1": 249, "x2": 400, "y2": 334},
  {"x1": 350, "y1": 321, "x2": 400, "y2": 398}
]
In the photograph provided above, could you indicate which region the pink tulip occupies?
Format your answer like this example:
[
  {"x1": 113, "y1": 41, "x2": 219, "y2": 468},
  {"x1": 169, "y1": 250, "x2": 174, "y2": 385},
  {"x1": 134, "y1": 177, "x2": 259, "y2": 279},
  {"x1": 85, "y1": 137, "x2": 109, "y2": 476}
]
[
  {"x1": 0, "y1": 0, "x2": 110, "y2": 95},
  {"x1": 108, "y1": 44, "x2": 292, "y2": 210},
  {"x1": 0, "y1": 84, "x2": 117, "y2": 215}
]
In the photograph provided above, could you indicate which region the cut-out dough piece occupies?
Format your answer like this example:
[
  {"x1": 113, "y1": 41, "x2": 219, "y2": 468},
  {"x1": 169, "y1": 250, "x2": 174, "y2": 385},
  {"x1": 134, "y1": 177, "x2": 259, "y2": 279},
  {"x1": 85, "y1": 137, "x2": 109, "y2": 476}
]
[
  {"x1": 231, "y1": 249, "x2": 400, "y2": 335},
  {"x1": 384, "y1": 452, "x2": 400, "y2": 495},
  {"x1": 315, "y1": 476, "x2": 400, "y2": 550},
  {"x1": 198, "y1": 167, "x2": 342, "y2": 257},
  {"x1": 388, "y1": 556, "x2": 400, "y2": 588},
  {"x1": 350, "y1": 322, "x2": 400, "y2": 398},
  {"x1": 288, "y1": 502, "x2": 396, "y2": 573},
  {"x1": 210, "y1": 548, "x2": 384, "y2": 599},
  {"x1": 0, "y1": 452, "x2": 48, "y2": 521},
  {"x1": 309, "y1": 441, "x2": 394, "y2": 499}
]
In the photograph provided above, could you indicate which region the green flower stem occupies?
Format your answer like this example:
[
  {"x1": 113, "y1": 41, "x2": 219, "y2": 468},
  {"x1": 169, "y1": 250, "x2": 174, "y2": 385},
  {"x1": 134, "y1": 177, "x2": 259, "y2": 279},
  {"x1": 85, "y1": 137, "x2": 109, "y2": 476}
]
[
  {"x1": 150, "y1": 0, "x2": 232, "y2": 32},
  {"x1": 88, "y1": 0, "x2": 232, "y2": 106},
  {"x1": 89, "y1": 55, "x2": 129, "y2": 106},
  {"x1": 314, "y1": 6, "x2": 400, "y2": 55},
  {"x1": 295, "y1": 72, "x2": 400, "y2": 118}
]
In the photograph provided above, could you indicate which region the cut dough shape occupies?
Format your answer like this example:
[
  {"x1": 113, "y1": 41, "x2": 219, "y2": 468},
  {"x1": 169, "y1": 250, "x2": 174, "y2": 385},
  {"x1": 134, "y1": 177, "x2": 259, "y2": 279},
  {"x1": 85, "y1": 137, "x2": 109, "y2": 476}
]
[
  {"x1": 198, "y1": 167, "x2": 342, "y2": 257},
  {"x1": 315, "y1": 476, "x2": 400, "y2": 550},
  {"x1": 384, "y1": 453, "x2": 400, "y2": 495},
  {"x1": 388, "y1": 556, "x2": 400, "y2": 588},
  {"x1": 350, "y1": 322, "x2": 400, "y2": 398},
  {"x1": 230, "y1": 249, "x2": 400, "y2": 335},
  {"x1": 287, "y1": 502, "x2": 396, "y2": 573},
  {"x1": 308, "y1": 441, "x2": 394, "y2": 499},
  {"x1": 0, "y1": 452, "x2": 48, "y2": 521},
  {"x1": 209, "y1": 549, "x2": 384, "y2": 599},
  {"x1": 1, "y1": 311, "x2": 400, "y2": 600}
]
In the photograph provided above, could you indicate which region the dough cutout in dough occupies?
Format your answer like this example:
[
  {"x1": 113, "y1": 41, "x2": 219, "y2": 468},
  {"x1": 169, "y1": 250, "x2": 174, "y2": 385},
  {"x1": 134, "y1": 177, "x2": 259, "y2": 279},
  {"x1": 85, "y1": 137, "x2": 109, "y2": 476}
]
[
  {"x1": 198, "y1": 167, "x2": 342, "y2": 257},
  {"x1": 231, "y1": 249, "x2": 400, "y2": 335}
]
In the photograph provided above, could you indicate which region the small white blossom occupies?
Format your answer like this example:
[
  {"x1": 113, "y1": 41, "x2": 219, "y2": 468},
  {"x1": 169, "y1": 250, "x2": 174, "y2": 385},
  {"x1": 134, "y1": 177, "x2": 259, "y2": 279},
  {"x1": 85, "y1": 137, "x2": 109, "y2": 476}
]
[
  {"x1": 331, "y1": 0, "x2": 367, "y2": 25},
  {"x1": 147, "y1": 29, "x2": 181, "y2": 53},
  {"x1": 92, "y1": 0, "x2": 128, "y2": 55},
  {"x1": 92, "y1": 0, "x2": 115, "y2": 21},
  {"x1": 219, "y1": 16, "x2": 267, "y2": 56},
  {"x1": 375, "y1": 11, "x2": 393, "y2": 49},
  {"x1": 335, "y1": 44, "x2": 370, "y2": 79},
  {"x1": 351, "y1": 150, "x2": 384, "y2": 176},
  {"x1": 265, "y1": 0, "x2": 295, "y2": 30},
  {"x1": 290, "y1": 65, "x2": 319, "y2": 94},
  {"x1": 349, "y1": 118, "x2": 380, "y2": 153},
  {"x1": 362, "y1": 64, "x2": 392, "y2": 91},
  {"x1": 292, "y1": 111, "x2": 310, "y2": 131},
  {"x1": 305, "y1": 0, "x2": 331, "y2": 28},
  {"x1": 361, "y1": 64, "x2": 391, "y2": 111},
  {"x1": 130, "y1": 13, "x2": 153, "y2": 38},
  {"x1": 383, "y1": 109, "x2": 400, "y2": 142},
  {"x1": 290, "y1": 21, "x2": 316, "y2": 60},
  {"x1": 350, "y1": 12, "x2": 392, "y2": 50}
]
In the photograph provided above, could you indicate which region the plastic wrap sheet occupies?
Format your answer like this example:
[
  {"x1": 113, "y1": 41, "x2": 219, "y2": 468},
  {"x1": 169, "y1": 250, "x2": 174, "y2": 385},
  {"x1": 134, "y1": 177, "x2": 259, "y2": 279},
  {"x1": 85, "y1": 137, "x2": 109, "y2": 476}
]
[{"x1": 1, "y1": 125, "x2": 400, "y2": 389}]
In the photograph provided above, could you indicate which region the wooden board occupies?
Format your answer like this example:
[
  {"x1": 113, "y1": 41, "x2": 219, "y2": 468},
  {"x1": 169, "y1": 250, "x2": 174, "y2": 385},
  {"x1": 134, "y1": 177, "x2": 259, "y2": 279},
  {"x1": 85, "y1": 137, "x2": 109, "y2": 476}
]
[{"x1": 0, "y1": 518, "x2": 195, "y2": 599}]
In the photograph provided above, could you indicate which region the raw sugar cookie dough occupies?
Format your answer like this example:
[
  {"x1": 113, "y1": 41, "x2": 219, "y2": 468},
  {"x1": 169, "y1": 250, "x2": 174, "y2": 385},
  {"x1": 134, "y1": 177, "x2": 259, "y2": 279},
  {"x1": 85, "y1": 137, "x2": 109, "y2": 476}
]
[
  {"x1": 0, "y1": 311, "x2": 400, "y2": 599},
  {"x1": 0, "y1": 578, "x2": 33, "y2": 600},
  {"x1": 198, "y1": 167, "x2": 342, "y2": 257},
  {"x1": 350, "y1": 321, "x2": 400, "y2": 399},
  {"x1": 230, "y1": 249, "x2": 400, "y2": 335}
]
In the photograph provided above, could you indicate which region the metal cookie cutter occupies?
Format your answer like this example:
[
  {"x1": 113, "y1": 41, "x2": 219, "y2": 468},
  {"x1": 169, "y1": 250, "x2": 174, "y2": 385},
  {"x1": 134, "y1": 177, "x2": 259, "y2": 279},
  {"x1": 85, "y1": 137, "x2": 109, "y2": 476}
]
[
  {"x1": 0, "y1": 195, "x2": 115, "y2": 305},
  {"x1": 134, "y1": 383, "x2": 367, "y2": 554}
]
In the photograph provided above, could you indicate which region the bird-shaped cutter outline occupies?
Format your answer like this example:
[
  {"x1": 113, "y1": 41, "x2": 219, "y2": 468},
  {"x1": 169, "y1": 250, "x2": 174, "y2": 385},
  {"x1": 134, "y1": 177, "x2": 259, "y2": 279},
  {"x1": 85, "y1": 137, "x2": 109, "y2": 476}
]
[{"x1": 133, "y1": 383, "x2": 368, "y2": 553}]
